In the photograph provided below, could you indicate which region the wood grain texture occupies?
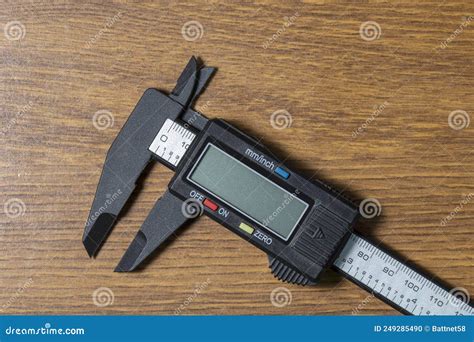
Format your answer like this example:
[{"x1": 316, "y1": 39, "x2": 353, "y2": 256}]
[{"x1": 0, "y1": 1, "x2": 472, "y2": 315}]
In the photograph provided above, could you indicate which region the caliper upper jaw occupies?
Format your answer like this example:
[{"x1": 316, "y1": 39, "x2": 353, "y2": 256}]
[
  {"x1": 114, "y1": 58, "x2": 216, "y2": 271},
  {"x1": 83, "y1": 56, "x2": 216, "y2": 259},
  {"x1": 171, "y1": 56, "x2": 216, "y2": 131},
  {"x1": 83, "y1": 89, "x2": 183, "y2": 257},
  {"x1": 170, "y1": 56, "x2": 216, "y2": 110}
]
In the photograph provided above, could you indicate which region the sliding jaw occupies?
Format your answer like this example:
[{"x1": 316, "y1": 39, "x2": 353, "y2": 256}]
[
  {"x1": 115, "y1": 190, "x2": 190, "y2": 272},
  {"x1": 83, "y1": 57, "x2": 215, "y2": 259}
]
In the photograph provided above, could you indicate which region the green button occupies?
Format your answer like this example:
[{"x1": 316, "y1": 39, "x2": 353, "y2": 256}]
[{"x1": 239, "y1": 222, "x2": 254, "y2": 234}]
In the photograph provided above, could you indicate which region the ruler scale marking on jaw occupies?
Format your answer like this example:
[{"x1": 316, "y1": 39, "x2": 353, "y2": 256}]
[
  {"x1": 148, "y1": 118, "x2": 196, "y2": 167},
  {"x1": 84, "y1": 56, "x2": 472, "y2": 316}
]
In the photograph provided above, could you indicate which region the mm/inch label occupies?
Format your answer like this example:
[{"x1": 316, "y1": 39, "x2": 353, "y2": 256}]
[
  {"x1": 149, "y1": 119, "x2": 196, "y2": 167},
  {"x1": 333, "y1": 233, "x2": 473, "y2": 316}
]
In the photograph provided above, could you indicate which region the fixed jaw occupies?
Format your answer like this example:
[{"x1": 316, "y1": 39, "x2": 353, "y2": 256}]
[{"x1": 83, "y1": 57, "x2": 215, "y2": 271}]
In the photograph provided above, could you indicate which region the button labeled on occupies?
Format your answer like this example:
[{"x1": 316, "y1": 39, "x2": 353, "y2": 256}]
[
  {"x1": 275, "y1": 166, "x2": 290, "y2": 179},
  {"x1": 203, "y1": 198, "x2": 218, "y2": 211},
  {"x1": 238, "y1": 222, "x2": 254, "y2": 235}
]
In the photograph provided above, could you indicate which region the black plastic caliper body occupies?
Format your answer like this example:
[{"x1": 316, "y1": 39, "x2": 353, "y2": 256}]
[{"x1": 83, "y1": 56, "x2": 359, "y2": 285}]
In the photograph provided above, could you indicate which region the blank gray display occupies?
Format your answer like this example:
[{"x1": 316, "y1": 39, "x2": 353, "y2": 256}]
[{"x1": 188, "y1": 144, "x2": 308, "y2": 240}]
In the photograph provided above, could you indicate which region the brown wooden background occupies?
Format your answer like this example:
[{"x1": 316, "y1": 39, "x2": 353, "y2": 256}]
[{"x1": 0, "y1": 1, "x2": 472, "y2": 315}]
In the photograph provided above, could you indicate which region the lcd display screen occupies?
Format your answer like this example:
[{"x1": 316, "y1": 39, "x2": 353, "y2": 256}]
[{"x1": 187, "y1": 143, "x2": 308, "y2": 240}]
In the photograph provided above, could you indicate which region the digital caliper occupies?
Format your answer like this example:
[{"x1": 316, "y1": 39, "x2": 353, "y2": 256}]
[{"x1": 83, "y1": 57, "x2": 473, "y2": 315}]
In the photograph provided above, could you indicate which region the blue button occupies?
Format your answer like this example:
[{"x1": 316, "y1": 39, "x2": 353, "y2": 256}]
[{"x1": 275, "y1": 167, "x2": 289, "y2": 179}]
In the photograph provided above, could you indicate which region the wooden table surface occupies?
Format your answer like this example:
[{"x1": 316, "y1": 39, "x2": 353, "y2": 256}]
[{"x1": 0, "y1": 1, "x2": 472, "y2": 315}]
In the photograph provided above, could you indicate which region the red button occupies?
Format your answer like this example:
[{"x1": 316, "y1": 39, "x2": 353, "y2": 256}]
[{"x1": 203, "y1": 198, "x2": 218, "y2": 211}]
